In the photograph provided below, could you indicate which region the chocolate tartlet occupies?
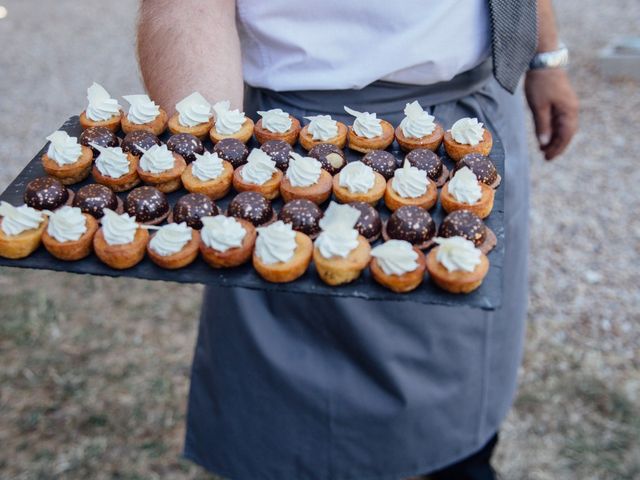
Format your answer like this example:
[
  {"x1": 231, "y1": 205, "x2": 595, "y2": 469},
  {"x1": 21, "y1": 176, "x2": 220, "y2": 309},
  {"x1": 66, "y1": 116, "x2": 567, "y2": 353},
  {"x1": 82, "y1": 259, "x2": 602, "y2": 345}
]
[
  {"x1": 80, "y1": 126, "x2": 119, "y2": 158},
  {"x1": 279, "y1": 199, "x2": 323, "y2": 238},
  {"x1": 438, "y1": 210, "x2": 497, "y2": 254},
  {"x1": 24, "y1": 177, "x2": 72, "y2": 211},
  {"x1": 171, "y1": 193, "x2": 218, "y2": 230},
  {"x1": 405, "y1": 148, "x2": 449, "y2": 187},
  {"x1": 213, "y1": 138, "x2": 249, "y2": 168},
  {"x1": 73, "y1": 183, "x2": 121, "y2": 218},
  {"x1": 121, "y1": 130, "x2": 162, "y2": 158},
  {"x1": 166, "y1": 133, "x2": 204, "y2": 163},
  {"x1": 125, "y1": 186, "x2": 170, "y2": 225},
  {"x1": 308, "y1": 143, "x2": 346, "y2": 175},
  {"x1": 383, "y1": 205, "x2": 436, "y2": 249},
  {"x1": 453, "y1": 153, "x2": 501, "y2": 188},
  {"x1": 260, "y1": 140, "x2": 292, "y2": 171},
  {"x1": 361, "y1": 150, "x2": 397, "y2": 180},
  {"x1": 227, "y1": 191, "x2": 276, "y2": 226},
  {"x1": 349, "y1": 201, "x2": 382, "y2": 242}
]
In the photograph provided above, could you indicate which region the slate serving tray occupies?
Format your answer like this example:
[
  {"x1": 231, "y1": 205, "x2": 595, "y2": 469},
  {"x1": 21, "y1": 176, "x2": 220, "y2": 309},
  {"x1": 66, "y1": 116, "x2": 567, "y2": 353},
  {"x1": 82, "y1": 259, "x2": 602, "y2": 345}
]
[{"x1": 0, "y1": 116, "x2": 504, "y2": 309}]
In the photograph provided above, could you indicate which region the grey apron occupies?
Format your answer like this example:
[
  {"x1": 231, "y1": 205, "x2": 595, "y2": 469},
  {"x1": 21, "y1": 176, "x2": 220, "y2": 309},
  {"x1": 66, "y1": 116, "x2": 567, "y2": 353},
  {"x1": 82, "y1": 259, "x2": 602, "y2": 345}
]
[{"x1": 184, "y1": 60, "x2": 530, "y2": 480}]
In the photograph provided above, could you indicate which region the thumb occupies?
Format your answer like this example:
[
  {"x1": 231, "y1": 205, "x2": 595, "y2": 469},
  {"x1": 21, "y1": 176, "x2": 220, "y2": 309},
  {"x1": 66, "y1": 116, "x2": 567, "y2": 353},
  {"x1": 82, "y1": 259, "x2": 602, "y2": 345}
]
[{"x1": 532, "y1": 102, "x2": 552, "y2": 148}]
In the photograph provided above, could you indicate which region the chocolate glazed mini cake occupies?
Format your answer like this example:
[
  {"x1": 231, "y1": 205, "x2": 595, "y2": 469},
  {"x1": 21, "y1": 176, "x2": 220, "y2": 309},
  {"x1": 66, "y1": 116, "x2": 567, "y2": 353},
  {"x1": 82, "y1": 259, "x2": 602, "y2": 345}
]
[
  {"x1": 260, "y1": 140, "x2": 292, "y2": 171},
  {"x1": 308, "y1": 143, "x2": 346, "y2": 175},
  {"x1": 279, "y1": 199, "x2": 323, "y2": 239},
  {"x1": 361, "y1": 150, "x2": 398, "y2": 180},
  {"x1": 438, "y1": 210, "x2": 497, "y2": 254},
  {"x1": 453, "y1": 153, "x2": 501, "y2": 188},
  {"x1": 382, "y1": 205, "x2": 436, "y2": 250},
  {"x1": 121, "y1": 130, "x2": 162, "y2": 158},
  {"x1": 79, "y1": 126, "x2": 119, "y2": 158},
  {"x1": 73, "y1": 183, "x2": 123, "y2": 218},
  {"x1": 125, "y1": 186, "x2": 170, "y2": 225},
  {"x1": 214, "y1": 138, "x2": 249, "y2": 168},
  {"x1": 24, "y1": 177, "x2": 73, "y2": 211},
  {"x1": 405, "y1": 148, "x2": 449, "y2": 187},
  {"x1": 166, "y1": 133, "x2": 205, "y2": 163},
  {"x1": 349, "y1": 201, "x2": 382, "y2": 242},
  {"x1": 227, "y1": 191, "x2": 276, "y2": 226},
  {"x1": 170, "y1": 193, "x2": 218, "y2": 230}
]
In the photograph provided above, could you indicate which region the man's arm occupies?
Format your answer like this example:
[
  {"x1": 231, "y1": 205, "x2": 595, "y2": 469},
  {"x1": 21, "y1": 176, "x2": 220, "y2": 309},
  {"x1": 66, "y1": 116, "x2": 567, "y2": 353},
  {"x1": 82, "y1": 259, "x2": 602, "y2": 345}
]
[
  {"x1": 525, "y1": 0, "x2": 579, "y2": 160},
  {"x1": 137, "y1": 0, "x2": 244, "y2": 113}
]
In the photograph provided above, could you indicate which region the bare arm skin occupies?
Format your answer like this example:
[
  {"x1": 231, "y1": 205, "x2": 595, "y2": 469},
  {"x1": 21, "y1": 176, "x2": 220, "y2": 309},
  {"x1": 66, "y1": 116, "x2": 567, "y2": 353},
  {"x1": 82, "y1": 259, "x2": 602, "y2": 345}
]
[
  {"x1": 525, "y1": 0, "x2": 579, "y2": 160},
  {"x1": 137, "y1": 0, "x2": 244, "y2": 114}
]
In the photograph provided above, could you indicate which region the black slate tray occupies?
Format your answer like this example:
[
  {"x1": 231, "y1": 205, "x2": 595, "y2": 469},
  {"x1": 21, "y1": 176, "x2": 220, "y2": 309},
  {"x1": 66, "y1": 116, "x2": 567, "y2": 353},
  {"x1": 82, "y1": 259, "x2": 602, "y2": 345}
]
[{"x1": 0, "y1": 116, "x2": 504, "y2": 309}]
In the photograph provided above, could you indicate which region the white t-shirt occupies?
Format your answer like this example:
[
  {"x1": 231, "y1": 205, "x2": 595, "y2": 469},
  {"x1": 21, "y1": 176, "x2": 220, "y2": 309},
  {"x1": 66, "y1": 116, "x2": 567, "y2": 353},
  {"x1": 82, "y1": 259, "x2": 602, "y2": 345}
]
[{"x1": 236, "y1": 0, "x2": 491, "y2": 91}]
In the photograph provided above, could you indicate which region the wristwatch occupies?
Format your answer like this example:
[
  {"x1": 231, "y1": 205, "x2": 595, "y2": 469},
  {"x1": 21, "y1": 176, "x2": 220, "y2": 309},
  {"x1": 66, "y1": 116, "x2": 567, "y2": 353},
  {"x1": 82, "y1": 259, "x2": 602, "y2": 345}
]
[{"x1": 529, "y1": 43, "x2": 569, "y2": 70}]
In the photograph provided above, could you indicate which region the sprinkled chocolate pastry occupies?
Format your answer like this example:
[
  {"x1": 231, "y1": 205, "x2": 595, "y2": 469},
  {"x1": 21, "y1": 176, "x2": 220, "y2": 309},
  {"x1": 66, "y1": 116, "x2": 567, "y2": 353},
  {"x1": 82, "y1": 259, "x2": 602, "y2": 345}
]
[
  {"x1": 454, "y1": 153, "x2": 500, "y2": 188},
  {"x1": 384, "y1": 205, "x2": 435, "y2": 249},
  {"x1": 348, "y1": 201, "x2": 381, "y2": 242},
  {"x1": 214, "y1": 138, "x2": 249, "y2": 168},
  {"x1": 73, "y1": 183, "x2": 119, "y2": 218},
  {"x1": 405, "y1": 148, "x2": 449, "y2": 186},
  {"x1": 125, "y1": 186, "x2": 170, "y2": 225},
  {"x1": 24, "y1": 176, "x2": 70, "y2": 211},
  {"x1": 279, "y1": 199, "x2": 323, "y2": 238},
  {"x1": 361, "y1": 150, "x2": 397, "y2": 180},
  {"x1": 438, "y1": 210, "x2": 497, "y2": 254},
  {"x1": 172, "y1": 193, "x2": 218, "y2": 230},
  {"x1": 121, "y1": 130, "x2": 161, "y2": 157},
  {"x1": 166, "y1": 133, "x2": 204, "y2": 163},
  {"x1": 308, "y1": 143, "x2": 346, "y2": 175},
  {"x1": 260, "y1": 140, "x2": 292, "y2": 171},
  {"x1": 79, "y1": 126, "x2": 119, "y2": 157},
  {"x1": 227, "y1": 191, "x2": 275, "y2": 226}
]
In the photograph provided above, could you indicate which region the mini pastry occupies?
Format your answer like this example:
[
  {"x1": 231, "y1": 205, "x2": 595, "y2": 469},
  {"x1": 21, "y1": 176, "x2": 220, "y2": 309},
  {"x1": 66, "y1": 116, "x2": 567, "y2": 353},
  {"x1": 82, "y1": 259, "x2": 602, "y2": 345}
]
[
  {"x1": 80, "y1": 126, "x2": 119, "y2": 158},
  {"x1": 41, "y1": 206, "x2": 99, "y2": 261},
  {"x1": 453, "y1": 153, "x2": 501, "y2": 188},
  {"x1": 299, "y1": 115, "x2": 348, "y2": 150},
  {"x1": 260, "y1": 140, "x2": 292, "y2": 171},
  {"x1": 214, "y1": 138, "x2": 249, "y2": 168},
  {"x1": 426, "y1": 236, "x2": 489, "y2": 293},
  {"x1": 405, "y1": 149, "x2": 449, "y2": 187},
  {"x1": 41, "y1": 131, "x2": 93, "y2": 184},
  {"x1": 348, "y1": 201, "x2": 381, "y2": 242},
  {"x1": 384, "y1": 160, "x2": 438, "y2": 211},
  {"x1": 279, "y1": 152, "x2": 332, "y2": 204},
  {"x1": 24, "y1": 177, "x2": 72, "y2": 211},
  {"x1": 73, "y1": 183, "x2": 122, "y2": 219},
  {"x1": 121, "y1": 130, "x2": 161, "y2": 158},
  {"x1": 136, "y1": 144, "x2": 186, "y2": 193},
  {"x1": 121, "y1": 94, "x2": 167, "y2": 135},
  {"x1": 438, "y1": 210, "x2": 496, "y2": 254},
  {"x1": 253, "y1": 220, "x2": 313, "y2": 283},
  {"x1": 181, "y1": 151, "x2": 233, "y2": 199},
  {"x1": 308, "y1": 143, "x2": 346, "y2": 175},
  {"x1": 0, "y1": 202, "x2": 47, "y2": 259},
  {"x1": 209, "y1": 100, "x2": 254, "y2": 144},
  {"x1": 227, "y1": 191, "x2": 276, "y2": 226},
  {"x1": 80, "y1": 83, "x2": 122, "y2": 132},
  {"x1": 313, "y1": 202, "x2": 371, "y2": 285},
  {"x1": 382, "y1": 205, "x2": 436, "y2": 249},
  {"x1": 232, "y1": 148, "x2": 283, "y2": 200},
  {"x1": 440, "y1": 167, "x2": 495, "y2": 219},
  {"x1": 344, "y1": 106, "x2": 394, "y2": 153},
  {"x1": 125, "y1": 186, "x2": 170, "y2": 225},
  {"x1": 332, "y1": 161, "x2": 386, "y2": 206},
  {"x1": 254, "y1": 108, "x2": 301, "y2": 145},
  {"x1": 279, "y1": 198, "x2": 323, "y2": 239},
  {"x1": 443, "y1": 117, "x2": 493, "y2": 161},
  {"x1": 91, "y1": 144, "x2": 140, "y2": 192},
  {"x1": 168, "y1": 92, "x2": 213, "y2": 140},
  {"x1": 361, "y1": 150, "x2": 398, "y2": 180},
  {"x1": 93, "y1": 209, "x2": 149, "y2": 269},
  {"x1": 200, "y1": 215, "x2": 256, "y2": 268},
  {"x1": 166, "y1": 133, "x2": 204, "y2": 163},
  {"x1": 395, "y1": 100, "x2": 444, "y2": 152},
  {"x1": 370, "y1": 240, "x2": 426, "y2": 293},
  {"x1": 147, "y1": 222, "x2": 200, "y2": 269},
  {"x1": 170, "y1": 193, "x2": 218, "y2": 229}
]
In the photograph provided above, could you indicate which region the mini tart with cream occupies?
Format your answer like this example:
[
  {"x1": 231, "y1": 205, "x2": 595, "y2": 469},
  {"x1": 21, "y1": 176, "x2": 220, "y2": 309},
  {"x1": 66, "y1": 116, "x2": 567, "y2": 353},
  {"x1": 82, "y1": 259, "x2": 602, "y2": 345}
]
[
  {"x1": 440, "y1": 167, "x2": 495, "y2": 219},
  {"x1": 426, "y1": 236, "x2": 489, "y2": 294},
  {"x1": 93, "y1": 209, "x2": 149, "y2": 269},
  {"x1": 443, "y1": 117, "x2": 493, "y2": 161},
  {"x1": 209, "y1": 100, "x2": 254, "y2": 144},
  {"x1": 121, "y1": 94, "x2": 168, "y2": 136},
  {"x1": 332, "y1": 161, "x2": 386, "y2": 206},
  {"x1": 42, "y1": 131, "x2": 93, "y2": 185},
  {"x1": 344, "y1": 106, "x2": 394, "y2": 153},
  {"x1": 299, "y1": 115, "x2": 348, "y2": 150},
  {"x1": 0, "y1": 202, "x2": 48, "y2": 259},
  {"x1": 279, "y1": 152, "x2": 333, "y2": 204},
  {"x1": 92, "y1": 144, "x2": 141, "y2": 192},
  {"x1": 254, "y1": 109, "x2": 301, "y2": 145},
  {"x1": 370, "y1": 240, "x2": 426, "y2": 293},
  {"x1": 181, "y1": 151, "x2": 234, "y2": 200},
  {"x1": 79, "y1": 82, "x2": 123, "y2": 132},
  {"x1": 168, "y1": 92, "x2": 213, "y2": 140},
  {"x1": 253, "y1": 220, "x2": 312, "y2": 283},
  {"x1": 199, "y1": 215, "x2": 256, "y2": 268},
  {"x1": 395, "y1": 100, "x2": 444, "y2": 152},
  {"x1": 384, "y1": 160, "x2": 437, "y2": 211},
  {"x1": 232, "y1": 148, "x2": 283, "y2": 200},
  {"x1": 41, "y1": 206, "x2": 98, "y2": 261},
  {"x1": 146, "y1": 222, "x2": 200, "y2": 269},
  {"x1": 136, "y1": 144, "x2": 186, "y2": 193}
]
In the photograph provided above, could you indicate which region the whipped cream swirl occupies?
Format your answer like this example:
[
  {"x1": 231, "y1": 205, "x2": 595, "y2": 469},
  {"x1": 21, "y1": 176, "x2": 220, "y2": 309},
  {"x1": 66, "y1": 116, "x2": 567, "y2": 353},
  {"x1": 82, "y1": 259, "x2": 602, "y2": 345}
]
[
  {"x1": 399, "y1": 101, "x2": 436, "y2": 138},
  {"x1": 450, "y1": 117, "x2": 485, "y2": 146},
  {"x1": 213, "y1": 100, "x2": 246, "y2": 135},
  {"x1": 85, "y1": 82, "x2": 121, "y2": 121},
  {"x1": 286, "y1": 152, "x2": 321, "y2": 187},
  {"x1": 344, "y1": 106, "x2": 383, "y2": 139},
  {"x1": 0, "y1": 201, "x2": 44, "y2": 236},
  {"x1": 123, "y1": 94, "x2": 161, "y2": 124},
  {"x1": 192, "y1": 151, "x2": 224, "y2": 181},
  {"x1": 448, "y1": 167, "x2": 482, "y2": 204},
  {"x1": 46, "y1": 130, "x2": 82, "y2": 166},
  {"x1": 255, "y1": 220, "x2": 297, "y2": 265},
  {"x1": 139, "y1": 144, "x2": 175, "y2": 173},
  {"x1": 305, "y1": 115, "x2": 339, "y2": 141},
  {"x1": 47, "y1": 206, "x2": 87, "y2": 243},
  {"x1": 149, "y1": 222, "x2": 192, "y2": 256},
  {"x1": 371, "y1": 239, "x2": 419, "y2": 275},
  {"x1": 315, "y1": 202, "x2": 360, "y2": 258},
  {"x1": 241, "y1": 148, "x2": 278, "y2": 185},
  {"x1": 258, "y1": 108, "x2": 292, "y2": 133},
  {"x1": 392, "y1": 160, "x2": 428, "y2": 198},
  {"x1": 101, "y1": 209, "x2": 138, "y2": 246},
  {"x1": 93, "y1": 144, "x2": 130, "y2": 179},
  {"x1": 201, "y1": 215, "x2": 246, "y2": 252},
  {"x1": 434, "y1": 236, "x2": 482, "y2": 272},
  {"x1": 338, "y1": 161, "x2": 375, "y2": 193},
  {"x1": 176, "y1": 92, "x2": 212, "y2": 127}
]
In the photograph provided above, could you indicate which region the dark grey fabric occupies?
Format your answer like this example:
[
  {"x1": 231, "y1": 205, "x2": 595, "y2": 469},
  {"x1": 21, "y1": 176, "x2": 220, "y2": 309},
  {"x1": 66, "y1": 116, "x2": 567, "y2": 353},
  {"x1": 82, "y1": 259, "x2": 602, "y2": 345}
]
[{"x1": 184, "y1": 62, "x2": 530, "y2": 480}]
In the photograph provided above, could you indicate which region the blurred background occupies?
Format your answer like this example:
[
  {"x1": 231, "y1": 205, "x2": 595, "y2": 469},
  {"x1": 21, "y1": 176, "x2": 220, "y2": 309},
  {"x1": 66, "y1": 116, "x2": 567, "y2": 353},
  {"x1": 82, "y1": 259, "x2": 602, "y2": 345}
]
[{"x1": 0, "y1": 1, "x2": 639, "y2": 479}]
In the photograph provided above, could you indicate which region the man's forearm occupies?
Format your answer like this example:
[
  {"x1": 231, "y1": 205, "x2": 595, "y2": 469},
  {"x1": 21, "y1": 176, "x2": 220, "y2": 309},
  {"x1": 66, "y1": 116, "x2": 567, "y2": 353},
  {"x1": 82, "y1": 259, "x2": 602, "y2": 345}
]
[
  {"x1": 536, "y1": 0, "x2": 560, "y2": 52},
  {"x1": 137, "y1": 0, "x2": 243, "y2": 113}
]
